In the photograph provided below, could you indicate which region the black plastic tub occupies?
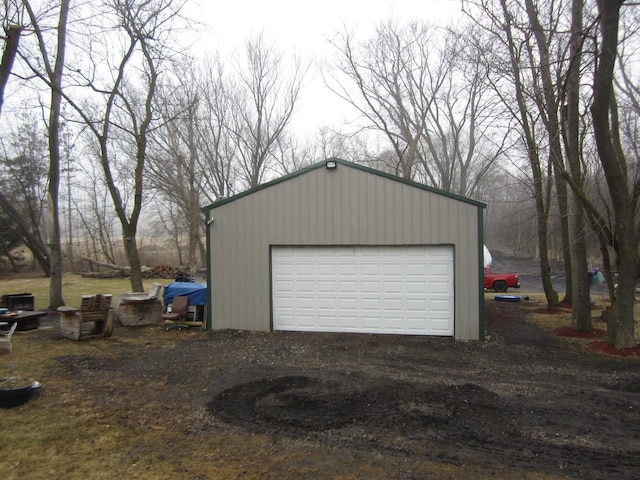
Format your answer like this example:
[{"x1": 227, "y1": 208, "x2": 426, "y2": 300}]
[{"x1": 0, "y1": 377, "x2": 41, "y2": 408}]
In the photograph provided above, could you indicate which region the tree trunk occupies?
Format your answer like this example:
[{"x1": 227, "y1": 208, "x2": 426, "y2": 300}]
[
  {"x1": 499, "y1": 0, "x2": 558, "y2": 309},
  {"x1": 37, "y1": 0, "x2": 70, "y2": 310},
  {"x1": 523, "y1": 0, "x2": 574, "y2": 309},
  {"x1": 0, "y1": 24, "x2": 22, "y2": 115},
  {"x1": 123, "y1": 226, "x2": 144, "y2": 292},
  {"x1": 80, "y1": 256, "x2": 130, "y2": 274},
  {"x1": 187, "y1": 199, "x2": 200, "y2": 276},
  {"x1": 49, "y1": 2, "x2": 70, "y2": 309},
  {"x1": 186, "y1": 104, "x2": 202, "y2": 275},
  {"x1": 568, "y1": 196, "x2": 591, "y2": 331},
  {"x1": 535, "y1": 175, "x2": 559, "y2": 310},
  {"x1": 555, "y1": 167, "x2": 573, "y2": 306},
  {"x1": 591, "y1": 0, "x2": 636, "y2": 348},
  {"x1": 566, "y1": 0, "x2": 592, "y2": 332}
]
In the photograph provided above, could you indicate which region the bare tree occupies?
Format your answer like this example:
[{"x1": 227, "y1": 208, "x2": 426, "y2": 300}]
[
  {"x1": 326, "y1": 20, "x2": 506, "y2": 197},
  {"x1": 194, "y1": 56, "x2": 238, "y2": 201},
  {"x1": 21, "y1": 0, "x2": 69, "y2": 308},
  {"x1": 0, "y1": 112, "x2": 49, "y2": 273},
  {"x1": 230, "y1": 34, "x2": 306, "y2": 189},
  {"x1": 314, "y1": 127, "x2": 372, "y2": 165},
  {"x1": 483, "y1": 164, "x2": 540, "y2": 255},
  {"x1": 591, "y1": 0, "x2": 637, "y2": 349},
  {"x1": 614, "y1": 8, "x2": 640, "y2": 198},
  {"x1": 427, "y1": 25, "x2": 510, "y2": 197},
  {"x1": 468, "y1": 0, "x2": 639, "y2": 345},
  {"x1": 0, "y1": 1, "x2": 23, "y2": 115},
  {"x1": 561, "y1": 0, "x2": 592, "y2": 330},
  {"x1": 57, "y1": 0, "x2": 187, "y2": 291},
  {"x1": 73, "y1": 159, "x2": 119, "y2": 266},
  {"x1": 509, "y1": 0, "x2": 591, "y2": 320},
  {"x1": 465, "y1": 0, "x2": 560, "y2": 309},
  {"x1": 148, "y1": 72, "x2": 206, "y2": 275},
  {"x1": 327, "y1": 21, "x2": 435, "y2": 180},
  {"x1": 520, "y1": 0, "x2": 576, "y2": 309},
  {"x1": 148, "y1": 54, "x2": 244, "y2": 273}
]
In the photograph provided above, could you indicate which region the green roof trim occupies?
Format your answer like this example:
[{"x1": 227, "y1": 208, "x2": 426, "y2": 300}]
[
  {"x1": 201, "y1": 158, "x2": 487, "y2": 213},
  {"x1": 478, "y1": 207, "x2": 485, "y2": 341}
]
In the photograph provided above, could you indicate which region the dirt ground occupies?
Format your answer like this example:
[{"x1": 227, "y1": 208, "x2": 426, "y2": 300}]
[
  {"x1": 3, "y1": 291, "x2": 634, "y2": 480},
  {"x1": 3, "y1": 254, "x2": 640, "y2": 479}
]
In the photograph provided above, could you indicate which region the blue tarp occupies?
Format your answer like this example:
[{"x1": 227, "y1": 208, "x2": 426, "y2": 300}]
[{"x1": 163, "y1": 282, "x2": 207, "y2": 306}]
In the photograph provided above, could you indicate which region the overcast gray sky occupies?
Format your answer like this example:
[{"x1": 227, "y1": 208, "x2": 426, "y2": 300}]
[{"x1": 186, "y1": 0, "x2": 463, "y2": 137}]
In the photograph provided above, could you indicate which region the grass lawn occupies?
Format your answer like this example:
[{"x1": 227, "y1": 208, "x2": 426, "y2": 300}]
[{"x1": 0, "y1": 273, "x2": 166, "y2": 309}]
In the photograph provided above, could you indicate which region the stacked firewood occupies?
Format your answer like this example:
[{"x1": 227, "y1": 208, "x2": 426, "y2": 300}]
[
  {"x1": 80, "y1": 257, "x2": 188, "y2": 279},
  {"x1": 141, "y1": 264, "x2": 179, "y2": 278}
]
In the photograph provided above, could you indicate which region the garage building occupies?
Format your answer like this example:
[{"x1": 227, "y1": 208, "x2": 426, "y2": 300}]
[{"x1": 202, "y1": 158, "x2": 486, "y2": 340}]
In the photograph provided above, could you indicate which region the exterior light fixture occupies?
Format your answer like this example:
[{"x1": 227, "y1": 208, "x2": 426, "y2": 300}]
[{"x1": 325, "y1": 160, "x2": 337, "y2": 169}]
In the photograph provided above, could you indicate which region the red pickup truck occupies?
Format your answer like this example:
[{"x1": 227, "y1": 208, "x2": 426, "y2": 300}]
[{"x1": 484, "y1": 266, "x2": 520, "y2": 292}]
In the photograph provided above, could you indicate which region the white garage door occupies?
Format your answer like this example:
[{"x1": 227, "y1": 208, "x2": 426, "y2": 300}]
[{"x1": 271, "y1": 245, "x2": 454, "y2": 336}]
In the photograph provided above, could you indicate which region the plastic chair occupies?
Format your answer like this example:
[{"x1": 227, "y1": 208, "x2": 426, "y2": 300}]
[{"x1": 0, "y1": 322, "x2": 17, "y2": 355}]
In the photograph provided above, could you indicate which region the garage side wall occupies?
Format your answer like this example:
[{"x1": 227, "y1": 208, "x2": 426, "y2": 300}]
[{"x1": 208, "y1": 164, "x2": 482, "y2": 340}]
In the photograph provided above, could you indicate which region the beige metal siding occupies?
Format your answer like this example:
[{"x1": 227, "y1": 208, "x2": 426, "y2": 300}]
[{"x1": 208, "y1": 163, "x2": 482, "y2": 340}]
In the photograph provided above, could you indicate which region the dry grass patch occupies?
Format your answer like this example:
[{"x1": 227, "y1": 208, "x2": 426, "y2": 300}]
[
  {"x1": 522, "y1": 292, "x2": 640, "y2": 355},
  {"x1": 0, "y1": 272, "x2": 161, "y2": 309},
  {"x1": 1, "y1": 325, "x2": 253, "y2": 480}
]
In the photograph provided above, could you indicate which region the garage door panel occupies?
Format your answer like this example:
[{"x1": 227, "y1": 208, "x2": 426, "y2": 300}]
[
  {"x1": 361, "y1": 298, "x2": 382, "y2": 311},
  {"x1": 383, "y1": 281, "x2": 403, "y2": 293},
  {"x1": 360, "y1": 263, "x2": 381, "y2": 275},
  {"x1": 317, "y1": 315, "x2": 336, "y2": 327},
  {"x1": 382, "y1": 298, "x2": 404, "y2": 310},
  {"x1": 360, "y1": 280, "x2": 380, "y2": 291},
  {"x1": 272, "y1": 246, "x2": 453, "y2": 336},
  {"x1": 277, "y1": 313, "x2": 295, "y2": 327},
  {"x1": 338, "y1": 281, "x2": 359, "y2": 292},
  {"x1": 385, "y1": 317, "x2": 404, "y2": 329},
  {"x1": 429, "y1": 321, "x2": 450, "y2": 332},
  {"x1": 406, "y1": 265, "x2": 428, "y2": 276},
  {"x1": 312, "y1": 297, "x2": 335, "y2": 309},
  {"x1": 296, "y1": 280, "x2": 315, "y2": 292},
  {"x1": 339, "y1": 316, "x2": 358, "y2": 328},
  {"x1": 337, "y1": 299, "x2": 359, "y2": 310},
  {"x1": 406, "y1": 281, "x2": 427, "y2": 293},
  {"x1": 361, "y1": 314, "x2": 382, "y2": 328}
]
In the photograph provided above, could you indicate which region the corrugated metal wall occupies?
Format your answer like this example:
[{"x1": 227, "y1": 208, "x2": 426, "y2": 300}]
[{"x1": 207, "y1": 162, "x2": 483, "y2": 340}]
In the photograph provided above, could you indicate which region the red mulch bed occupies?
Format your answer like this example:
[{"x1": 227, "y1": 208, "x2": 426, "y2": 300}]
[
  {"x1": 553, "y1": 326, "x2": 640, "y2": 356},
  {"x1": 589, "y1": 341, "x2": 640, "y2": 357},
  {"x1": 552, "y1": 326, "x2": 640, "y2": 357},
  {"x1": 554, "y1": 326, "x2": 606, "y2": 339}
]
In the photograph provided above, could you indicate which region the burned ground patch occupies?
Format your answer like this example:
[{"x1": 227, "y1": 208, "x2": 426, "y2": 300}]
[
  {"x1": 206, "y1": 373, "x2": 640, "y2": 478},
  {"x1": 207, "y1": 376, "x2": 505, "y2": 435}
]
